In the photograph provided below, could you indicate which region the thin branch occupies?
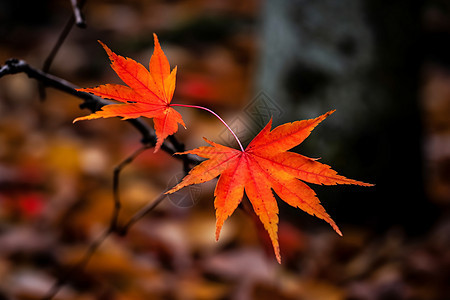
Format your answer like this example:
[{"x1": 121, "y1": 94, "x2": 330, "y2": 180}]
[
  {"x1": 40, "y1": 0, "x2": 87, "y2": 99},
  {"x1": 111, "y1": 144, "x2": 152, "y2": 231},
  {"x1": 168, "y1": 135, "x2": 191, "y2": 175},
  {"x1": 0, "y1": 58, "x2": 199, "y2": 299},
  {"x1": 39, "y1": 16, "x2": 74, "y2": 100},
  {"x1": 42, "y1": 229, "x2": 110, "y2": 300},
  {"x1": 119, "y1": 192, "x2": 168, "y2": 235},
  {"x1": 43, "y1": 144, "x2": 169, "y2": 300},
  {"x1": 0, "y1": 59, "x2": 195, "y2": 163},
  {"x1": 42, "y1": 15, "x2": 75, "y2": 76},
  {"x1": 70, "y1": 0, "x2": 87, "y2": 28}
]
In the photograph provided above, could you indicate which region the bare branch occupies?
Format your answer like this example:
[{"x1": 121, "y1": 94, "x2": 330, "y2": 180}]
[
  {"x1": 0, "y1": 59, "x2": 197, "y2": 163},
  {"x1": 0, "y1": 58, "x2": 200, "y2": 300},
  {"x1": 119, "y1": 193, "x2": 168, "y2": 236},
  {"x1": 111, "y1": 145, "x2": 152, "y2": 231},
  {"x1": 42, "y1": 229, "x2": 110, "y2": 300},
  {"x1": 42, "y1": 16, "x2": 74, "y2": 78},
  {"x1": 40, "y1": 17, "x2": 74, "y2": 100},
  {"x1": 70, "y1": 0, "x2": 87, "y2": 28},
  {"x1": 40, "y1": 0, "x2": 87, "y2": 99},
  {"x1": 42, "y1": 146, "x2": 178, "y2": 299},
  {"x1": 43, "y1": 144, "x2": 157, "y2": 300}
]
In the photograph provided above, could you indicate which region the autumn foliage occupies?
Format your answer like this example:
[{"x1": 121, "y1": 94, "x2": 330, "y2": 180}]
[
  {"x1": 75, "y1": 34, "x2": 373, "y2": 263},
  {"x1": 74, "y1": 33, "x2": 184, "y2": 152},
  {"x1": 166, "y1": 111, "x2": 373, "y2": 263}
]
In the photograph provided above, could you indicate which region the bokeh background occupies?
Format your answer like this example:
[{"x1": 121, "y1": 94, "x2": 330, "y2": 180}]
[{"x1": 1, "y1": 0, "x2": 449, "y2": 299}]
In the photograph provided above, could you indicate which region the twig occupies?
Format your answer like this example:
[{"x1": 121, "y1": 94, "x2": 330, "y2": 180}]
[
  {"x1": 168, "y1": 135, "x2": 191, "y2": 174},
  {"x1": 42, "y1": 229, "x2": 110, "y2": 300},
  {"x1": 42, "y1": 15, "x2": 74, "y2": 75},
  {"x1": 70, "y1": 0, "x2": 87, "y2": 28},
  {"x1": 119, "y1": 192, "x2": 168, "y2": 235},
  {"x1": 39, "y1": 0, "x2": 87, "y2": 99},
  {"x1": 0, "y1": 59, "x2": 195, "y2": 162},
  {"x1": 39, "y1": 16, "x2": 74, "y2": 101},
  {"x1": 43, "y1": 144, "x2": 158, "y2": 300},
  {"x1": 43, "y1": 144, "x2": 182, "y2": 299},
  {"x1": 111, "y1": 144, "x2": 152, "y2": 231},
  {"x1": 0, "y1": 58, "x2": 199, "y2": 299}
]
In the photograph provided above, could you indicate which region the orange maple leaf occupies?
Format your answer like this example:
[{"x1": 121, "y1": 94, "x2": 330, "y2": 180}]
[
  {"x1": 74, "y1": 33, "x2": 185, "y2": 152},
  {"x1": 166, "y1": 110, "x2": 373, "y2": 263}
]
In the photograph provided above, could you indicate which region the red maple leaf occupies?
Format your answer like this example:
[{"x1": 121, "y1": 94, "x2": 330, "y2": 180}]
[
  {"x1": 167, "y1": 111, "x2": 373, "y2": 263},
  {"x1": 74, "y1": 34, "x2": 185, "y2": 152}
]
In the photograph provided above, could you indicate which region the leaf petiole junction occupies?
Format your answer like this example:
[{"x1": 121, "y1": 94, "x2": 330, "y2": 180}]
[{"x1": 170, "y1": 103, "x2": 245, "y2": 152}]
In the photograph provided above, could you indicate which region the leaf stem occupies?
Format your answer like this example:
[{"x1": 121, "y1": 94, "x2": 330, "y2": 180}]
[{"x1": 170, "y1": 103, "x2": 244, "y2": 152}]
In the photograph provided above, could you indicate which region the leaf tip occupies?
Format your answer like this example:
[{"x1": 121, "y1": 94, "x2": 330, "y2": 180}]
[
  {"x1": 153, "y1": 33, "x2": 161, "y2": 49},
  {"x1": 97, "y1": 40, "x2": 110, "y2": 53},
  {"x1": 270, "y1": 237, "x2": 281, "y2": 264},
  {"x1": 166, "y1": 182, "x2": 186, "y2": 195},
  {"x1": 73, "y1": 116, "x2": 85, "y2": 123},
  {"x1": 172, "y1": 151, "x2": 192, "y2": 156},
  {"x1": 201, "y1": 137, "x2": 217, "y2": 147},
  {"x1": 215, "y1": 227, "x2": 221, "y2": 242},
  {"x1": 321, "y1": 109, "x2": 336, "y2": 120},
  {"x1": 97, "y1": 40, "x2": 116, "y2": 63},
  {"x1": 153, "y1": 135, "x2": 164, "y2": 153}
]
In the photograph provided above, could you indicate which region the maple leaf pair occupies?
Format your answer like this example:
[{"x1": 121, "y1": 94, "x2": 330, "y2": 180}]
[{"x1": 75, "y1": 34, "x2": 373, "y2": 263}]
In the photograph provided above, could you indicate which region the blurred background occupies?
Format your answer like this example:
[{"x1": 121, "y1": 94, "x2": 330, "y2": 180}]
[{"x1": 0, "y1": 0, "x2": 449, "y2": 299}]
